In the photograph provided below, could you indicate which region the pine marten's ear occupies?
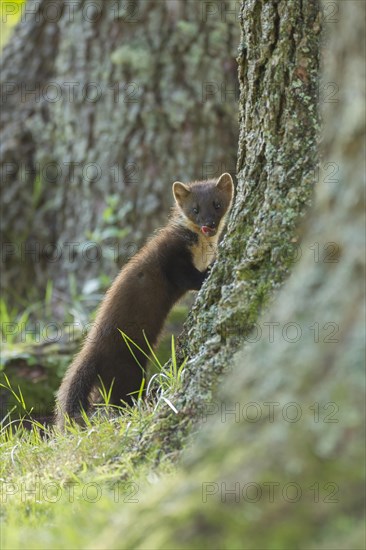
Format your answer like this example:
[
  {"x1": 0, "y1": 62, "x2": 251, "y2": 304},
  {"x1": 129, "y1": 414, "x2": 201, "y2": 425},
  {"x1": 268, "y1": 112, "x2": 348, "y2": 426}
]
[
  {"x1": 173, "y1": 181, "x2": 191, "y2": 205},
  {"x1": 216, "y1": 173, "x2": 234, "y2": 194}
]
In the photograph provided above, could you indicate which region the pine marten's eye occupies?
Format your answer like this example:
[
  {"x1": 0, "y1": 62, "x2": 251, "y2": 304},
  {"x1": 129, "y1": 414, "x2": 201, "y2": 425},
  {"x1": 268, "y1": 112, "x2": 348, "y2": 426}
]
[
  {"x1": 214, "y1": 202, "x2": 221, "y2": 210},
  {"x1": 192, "y1": 206, "x2": 199, "y2": 214}
]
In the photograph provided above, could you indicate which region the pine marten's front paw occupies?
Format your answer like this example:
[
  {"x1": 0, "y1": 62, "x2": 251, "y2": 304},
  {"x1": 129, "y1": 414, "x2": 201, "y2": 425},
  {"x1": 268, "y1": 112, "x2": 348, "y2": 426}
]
[{"x1": 203, "y1": 264, "x2": 214, "y2": 280}]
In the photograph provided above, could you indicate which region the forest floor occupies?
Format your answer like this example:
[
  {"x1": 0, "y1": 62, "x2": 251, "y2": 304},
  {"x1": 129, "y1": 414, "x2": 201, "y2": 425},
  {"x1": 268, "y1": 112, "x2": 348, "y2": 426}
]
[{"x1": 0, "y1": 388, "x2": 184, "y2": 549}]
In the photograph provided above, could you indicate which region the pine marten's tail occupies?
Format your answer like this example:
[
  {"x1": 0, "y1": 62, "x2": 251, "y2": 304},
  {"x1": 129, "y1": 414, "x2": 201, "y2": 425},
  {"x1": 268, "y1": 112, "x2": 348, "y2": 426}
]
[{"x1": 54, "y1": 358, "x2": 98, "y2": 429}]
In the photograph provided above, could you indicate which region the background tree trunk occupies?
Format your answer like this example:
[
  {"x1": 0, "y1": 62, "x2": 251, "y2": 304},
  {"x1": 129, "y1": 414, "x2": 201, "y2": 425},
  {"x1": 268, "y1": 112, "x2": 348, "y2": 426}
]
[
  {"x1": 95, "y1": 1, "x2": 365, "y2": 548},
  {"x1": 0, "y1": 0, "x2": 239, "y2": 313}
]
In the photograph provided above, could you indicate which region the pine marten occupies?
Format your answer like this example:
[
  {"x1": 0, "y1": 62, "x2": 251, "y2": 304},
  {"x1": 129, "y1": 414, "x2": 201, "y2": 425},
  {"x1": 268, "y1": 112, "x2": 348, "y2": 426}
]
[{"x1": 55, "y1": 173, "x2": 234, "y2": 428}]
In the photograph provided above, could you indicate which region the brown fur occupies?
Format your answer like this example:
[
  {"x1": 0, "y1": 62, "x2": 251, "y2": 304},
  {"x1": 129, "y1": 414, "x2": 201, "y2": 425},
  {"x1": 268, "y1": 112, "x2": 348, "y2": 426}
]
[{"x1": 55, "y1": 173, "x2": 234, "y2": 428}]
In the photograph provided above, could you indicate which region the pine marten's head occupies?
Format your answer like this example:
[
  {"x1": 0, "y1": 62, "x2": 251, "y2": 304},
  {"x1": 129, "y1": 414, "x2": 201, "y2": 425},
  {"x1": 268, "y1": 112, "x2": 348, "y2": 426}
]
[{"x1": 172, "y1": 173, "x2": 234, "y2": 237}]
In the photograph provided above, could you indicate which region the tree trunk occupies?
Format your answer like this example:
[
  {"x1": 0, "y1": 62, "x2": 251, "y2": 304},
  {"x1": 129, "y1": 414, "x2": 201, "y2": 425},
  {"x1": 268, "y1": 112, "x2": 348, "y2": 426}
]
[
  {"x1": 0, "y1": 0, "x2": 239, "y2": 311},
  {"x1": 95, "y1": 1, "x2": 365, "y2": 548}
]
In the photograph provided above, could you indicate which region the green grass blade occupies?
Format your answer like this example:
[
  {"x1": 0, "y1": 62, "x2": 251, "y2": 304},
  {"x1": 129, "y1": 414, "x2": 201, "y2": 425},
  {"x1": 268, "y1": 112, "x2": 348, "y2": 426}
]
[{"x1": 142, "y1": 330, "x2": 162, "y2": 369}]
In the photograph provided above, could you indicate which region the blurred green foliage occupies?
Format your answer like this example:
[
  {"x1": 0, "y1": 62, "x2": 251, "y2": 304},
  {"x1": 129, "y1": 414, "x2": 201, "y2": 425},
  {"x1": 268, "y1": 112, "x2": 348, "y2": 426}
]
[{"x1": 1, "y1": 0, "x2": 26, "y2": 48}]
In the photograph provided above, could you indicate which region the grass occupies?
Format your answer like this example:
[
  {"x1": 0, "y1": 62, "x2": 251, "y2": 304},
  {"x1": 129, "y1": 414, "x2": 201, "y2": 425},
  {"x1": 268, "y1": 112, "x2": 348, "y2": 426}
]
[
  {"x1": 0, "y1": 335, "x2": 189, "y2": 550},
  {"x1": 118, "y1": 330, "x2": 187, "y2": 409},
  {"x1": 1, "y1": 413, "x2": 171, "y2": 549}
]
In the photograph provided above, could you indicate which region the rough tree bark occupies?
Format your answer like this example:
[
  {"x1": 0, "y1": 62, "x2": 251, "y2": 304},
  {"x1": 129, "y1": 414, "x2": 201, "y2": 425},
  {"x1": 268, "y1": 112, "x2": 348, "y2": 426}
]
[
  {"x1": 0, "y1": 0, "x2": 239, "y2": 309},
  {"x1": 93, "y1": 1, "x2": 365, "y2": 548}
]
